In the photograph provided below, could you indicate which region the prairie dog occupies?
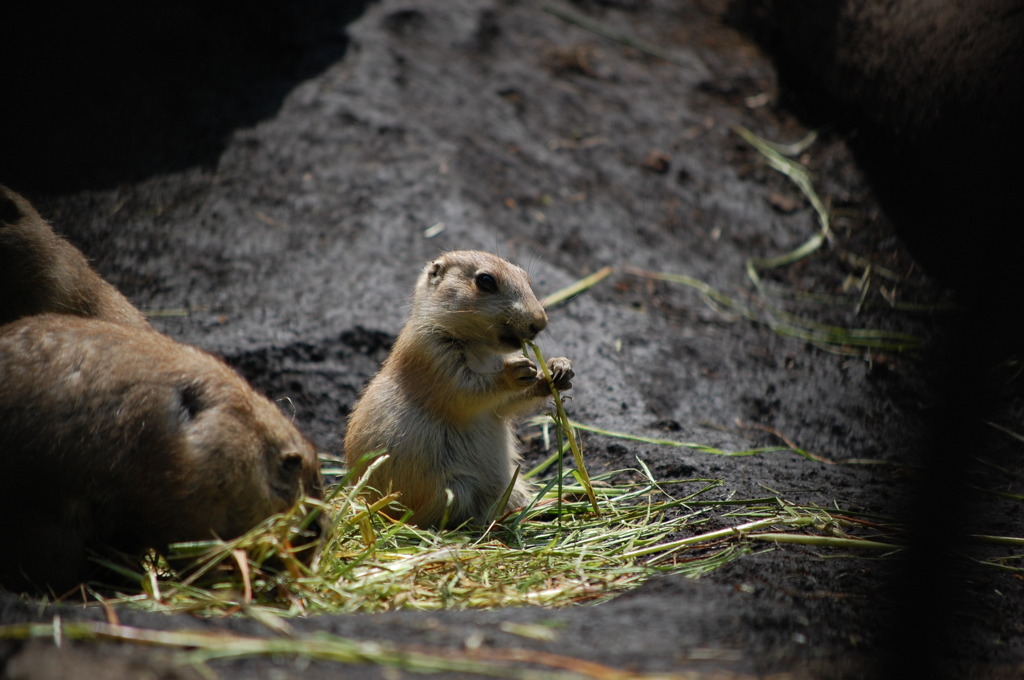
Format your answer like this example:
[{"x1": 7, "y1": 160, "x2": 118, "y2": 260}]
[
  {"x1": 0, "y1": 314, "x2": 323, "y2": 592},
  {"x1": 344, "y1": 250, "x2": 574, "y2": 528},
  {"x1": 0, "y1": 185, "x2": 150, "y2": 329}
]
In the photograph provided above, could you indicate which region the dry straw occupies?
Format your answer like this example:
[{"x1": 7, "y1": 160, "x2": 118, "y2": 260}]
[{"x1": 85, "y1": 456, "x2": 900, "y2": 619}]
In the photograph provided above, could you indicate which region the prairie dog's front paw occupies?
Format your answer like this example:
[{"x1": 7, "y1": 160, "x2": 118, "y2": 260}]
[
  {"x1": 505, "y1": 355, "x2": 540, "y2": 385},
  {"x1": 546, "y1": 357, "x2": 574, "y2": 391}
]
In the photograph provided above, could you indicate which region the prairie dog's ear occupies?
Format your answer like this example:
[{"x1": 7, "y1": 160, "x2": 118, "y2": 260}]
[
  {"x1": 271, "y1": 450, "x2": 306, "y2": 503},
  {"x1": 1, "y1": 188, "x2": 25, "y2": 224},
  {"x1": 426, "y1": 259, "x2": 446, "y2": 284},
  {"x1": 175, "y1": 382, "x2": 206, "y2": 423}
]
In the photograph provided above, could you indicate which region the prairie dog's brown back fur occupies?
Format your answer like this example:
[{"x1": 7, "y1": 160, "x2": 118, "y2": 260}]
[
  {"x1": 0, "y1": 189, "x2": 324, "y2": 592},
  {"x1": 0, "y1": 314, "x2": 323, "y2": 593},
  {"x1": 344, "y1": 250, "x2": 574, "y2": 528},
  {"x1": 0, "y1": 185, "x2": 150, "y2": 329}
]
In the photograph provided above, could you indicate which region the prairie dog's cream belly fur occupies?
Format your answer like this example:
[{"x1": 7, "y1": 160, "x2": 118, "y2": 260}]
[{"x1": 344, "y1": 250, "x2": 574, "y2": 528}]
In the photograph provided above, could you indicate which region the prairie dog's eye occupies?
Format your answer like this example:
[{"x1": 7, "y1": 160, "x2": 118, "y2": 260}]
[{"x1": 475, "y1": 272, "x2": 498, "y2": 293}]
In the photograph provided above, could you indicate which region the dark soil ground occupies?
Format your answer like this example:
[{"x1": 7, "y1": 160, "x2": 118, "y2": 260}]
[{"x1": 2, "y1": 1, "x2": 1023, "y2": 678}]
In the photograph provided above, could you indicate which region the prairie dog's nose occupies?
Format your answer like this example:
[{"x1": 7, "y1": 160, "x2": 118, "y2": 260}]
[{"x1": 527, "y1": 309, "x2": 548, "y2": 339}]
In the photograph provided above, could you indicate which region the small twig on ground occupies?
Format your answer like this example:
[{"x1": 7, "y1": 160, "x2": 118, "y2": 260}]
[
  {"x1": 734, "y1": 419, "x2": 835, "y2": 464},
  {"x1": 543, "y1": 4, "x2": 704, "y2": 70},
  {"x1": 541, "y1": 266, "x2": 613, "y2": 308}
]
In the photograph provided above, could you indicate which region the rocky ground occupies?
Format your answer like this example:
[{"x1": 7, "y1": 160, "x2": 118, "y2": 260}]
[{"x1": 2, "y1": 1, "x2": 1023, "y2": 678}]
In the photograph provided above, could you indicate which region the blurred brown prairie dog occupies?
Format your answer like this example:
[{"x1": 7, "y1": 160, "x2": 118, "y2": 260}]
[
  {"x1": 0, "y1": 185, "x2": 150, "y2": 329},
  {"x1": 0, "y1": 314, "x2": 323, "y2": 592},
  {"x1": 344, "y1": 250, "x2": 573, "y2": 528}
]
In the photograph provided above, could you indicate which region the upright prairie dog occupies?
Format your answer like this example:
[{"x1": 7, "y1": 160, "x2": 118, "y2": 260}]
[
  {"x1": 344, "y1": 250, "x2": 574, "y2": 528},
  {"x1": 0, "y1": 314, "x2": 323, "y2": 593},
  {"x1": 0, "y1": 185, "x2": 150, "y2": 329}
]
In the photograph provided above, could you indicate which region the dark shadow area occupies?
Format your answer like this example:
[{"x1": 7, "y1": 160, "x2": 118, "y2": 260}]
[
  {"x1": 727, "y1": 0, "x2": 1024, "y2": 301},
  {"x1": 1, "y1": 1, "x2": 372, "y2": 194},
  {"x1": 726, "y1": 3, "x2": 1024, "y2": 678}
]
